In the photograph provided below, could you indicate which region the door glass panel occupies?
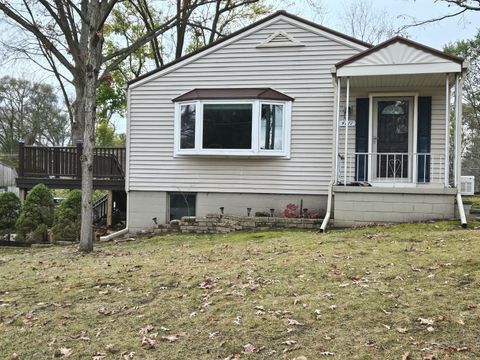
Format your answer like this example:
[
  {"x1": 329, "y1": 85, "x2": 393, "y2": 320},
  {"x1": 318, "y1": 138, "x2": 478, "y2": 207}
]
[{"x1": 376, "y1": 100, "x2": 409, "y2": 179}]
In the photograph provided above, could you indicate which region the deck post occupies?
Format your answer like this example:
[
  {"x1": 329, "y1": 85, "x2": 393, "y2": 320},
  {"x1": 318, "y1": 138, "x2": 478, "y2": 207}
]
[
  {"x1": 18, "y1": 141, "x2": 25, "y2": 177},
  {"x1": 344, "y1": 77, "x2": 350, "y2": 186},
  {"x1": 76, "y1": 141, "x2": 83, "y2": 179},
  {"x1": 444, "y1": 74, "x2": 450, "y2": 187},
  {"x1": 107, "y1": 190, "x2": 113, "y2": 227},
  {"x1": 335, "y1": 77, "x2": 341, "y2": 183}
]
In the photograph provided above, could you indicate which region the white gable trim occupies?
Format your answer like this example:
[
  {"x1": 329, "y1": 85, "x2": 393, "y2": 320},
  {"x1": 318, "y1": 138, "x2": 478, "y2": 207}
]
[{"x1": 129, "y1": 15, "x2": 369, "y2": 89}]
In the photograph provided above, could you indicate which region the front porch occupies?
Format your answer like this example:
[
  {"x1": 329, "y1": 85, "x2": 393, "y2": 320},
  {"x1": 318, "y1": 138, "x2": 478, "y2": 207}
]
[{"x1": 330, "y1": 37, "x2": 467, "y2": 226}]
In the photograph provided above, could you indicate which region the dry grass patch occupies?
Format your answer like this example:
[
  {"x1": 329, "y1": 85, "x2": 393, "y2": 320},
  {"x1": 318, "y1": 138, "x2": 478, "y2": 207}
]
[{"x1": 1, "y1": 221, "x2": 479, "y2": 359}]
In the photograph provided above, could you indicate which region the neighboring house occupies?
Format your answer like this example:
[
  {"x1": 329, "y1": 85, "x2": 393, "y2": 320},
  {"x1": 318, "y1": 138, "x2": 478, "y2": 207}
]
[
  {"x1": 126, "y1": 11, "x2": 467, "y2": 232},
  {"x1": 0, "y1": 162, "x2": 19, "y2": 196}
]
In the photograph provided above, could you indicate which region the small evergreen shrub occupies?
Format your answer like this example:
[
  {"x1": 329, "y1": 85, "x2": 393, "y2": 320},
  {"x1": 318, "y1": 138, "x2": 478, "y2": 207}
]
[
  {"x1": 16, "y1": 184, "x2": 54, "y2": 243},
  {"x1": 52, "y1": 190, "x2": 82, "y2": 242},
  {"x1": 0, "y1": 192, "x2": 21, "y2": 241}
]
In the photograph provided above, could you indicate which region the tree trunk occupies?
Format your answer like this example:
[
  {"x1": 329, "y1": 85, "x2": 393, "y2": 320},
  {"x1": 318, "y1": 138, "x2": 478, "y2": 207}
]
[
  {"x1": 78, "y1": 2, "x2": 104, "y2": 252},
  {"x1": 71, "y1": 81, "x2": 86, "y2": 143},
  {"x1": 78, "y1": 73, "x2": 95, "y2": 252}
]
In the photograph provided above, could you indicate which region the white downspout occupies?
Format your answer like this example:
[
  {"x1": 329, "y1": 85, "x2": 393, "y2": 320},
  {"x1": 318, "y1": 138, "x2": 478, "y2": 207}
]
[
  {"x1": 321, "y1": 74, "x2": 341, "y2": 232},
  {"x1": 454, "y1": 73, "x2": 467, "y2": 228},
  {"x1": 320, "y1": 180, "x2": 333, "y2": 232}
]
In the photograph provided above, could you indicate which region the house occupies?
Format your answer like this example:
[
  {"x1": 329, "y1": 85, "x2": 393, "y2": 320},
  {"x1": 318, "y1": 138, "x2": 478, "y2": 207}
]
[
  {"x1": 0, "y1": 162, "x2": 19, "y2": 196},
  {"x1": 125, "y1": 10, "x2": 467, "y2": 232}
]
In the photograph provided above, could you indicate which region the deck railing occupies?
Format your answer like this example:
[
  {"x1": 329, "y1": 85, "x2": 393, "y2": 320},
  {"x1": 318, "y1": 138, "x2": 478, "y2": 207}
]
[
  {"x1": 18, "y1": 142, "x2": 126, "y2": 180},
  {"x1": 338, "y1": 152, "x2": 446, "y2": 185}
]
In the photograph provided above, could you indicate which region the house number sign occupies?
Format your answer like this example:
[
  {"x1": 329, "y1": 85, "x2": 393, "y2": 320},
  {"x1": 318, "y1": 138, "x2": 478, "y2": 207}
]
[{"x1": 340, "y1": 119, "x2": 356, "y2": 127}]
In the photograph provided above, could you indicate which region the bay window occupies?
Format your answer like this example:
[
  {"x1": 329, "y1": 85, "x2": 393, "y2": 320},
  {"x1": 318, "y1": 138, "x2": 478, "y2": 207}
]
[{"x1": 174, "y1": 99, "x2": 291, "y2": 156}]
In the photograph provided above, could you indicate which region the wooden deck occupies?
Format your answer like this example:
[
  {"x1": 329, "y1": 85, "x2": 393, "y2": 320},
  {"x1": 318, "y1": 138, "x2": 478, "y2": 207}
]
[{"x1": 16, "y1": 142, "x2": 126, "y2": 191}]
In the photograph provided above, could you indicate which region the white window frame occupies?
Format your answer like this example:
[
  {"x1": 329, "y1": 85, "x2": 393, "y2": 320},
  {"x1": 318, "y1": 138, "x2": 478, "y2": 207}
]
[{"x1": 174, "y1": 99, "x2": 291, "y2": 157}]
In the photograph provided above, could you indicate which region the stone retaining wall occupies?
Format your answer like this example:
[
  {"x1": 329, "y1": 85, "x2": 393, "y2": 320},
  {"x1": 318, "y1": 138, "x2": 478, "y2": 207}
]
[{"x1": 154, "y1": 214, "x2": 322, "y2": 234}]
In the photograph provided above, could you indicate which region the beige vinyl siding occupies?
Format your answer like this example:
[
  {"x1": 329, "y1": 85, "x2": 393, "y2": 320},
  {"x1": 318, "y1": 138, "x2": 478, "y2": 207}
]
[{"x1": 128, "y1": 18, "x2": 363, "y2": 195}]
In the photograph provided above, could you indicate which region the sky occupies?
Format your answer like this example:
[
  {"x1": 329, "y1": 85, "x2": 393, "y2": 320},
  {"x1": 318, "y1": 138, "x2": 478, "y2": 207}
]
[
  {"x1": 0, "y1": 0, "x2": 479, "y2": 134},
  {"x1": 316, "y1": 0, "x2": 480, "y2": 48}
]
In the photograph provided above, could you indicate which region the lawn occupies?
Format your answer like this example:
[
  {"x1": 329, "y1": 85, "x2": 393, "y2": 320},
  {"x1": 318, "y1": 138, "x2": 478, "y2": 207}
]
[{"x1": 1, "y1": 221, "x2": 479, "y2": 359}]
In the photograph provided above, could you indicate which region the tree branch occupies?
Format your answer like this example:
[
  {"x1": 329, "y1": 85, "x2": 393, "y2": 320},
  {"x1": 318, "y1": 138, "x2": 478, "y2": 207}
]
[{"x1": 0, "y1": 3, "x2": 75, "y2": 73}]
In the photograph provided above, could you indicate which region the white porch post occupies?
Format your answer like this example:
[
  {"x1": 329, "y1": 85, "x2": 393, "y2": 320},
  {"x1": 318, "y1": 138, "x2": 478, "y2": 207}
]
[
  {"x1": 344, "y1": 77, "x2": 350, "y2": 186},
  {"x1": 444, "y1": 74, "x2": 450, "y2": 187},
  {"x1": 455, "y1": 73, "x2": 463, "y2": 189},
  {"x1": 335, "y1": 77, "x2": 341, "y2": 182}
]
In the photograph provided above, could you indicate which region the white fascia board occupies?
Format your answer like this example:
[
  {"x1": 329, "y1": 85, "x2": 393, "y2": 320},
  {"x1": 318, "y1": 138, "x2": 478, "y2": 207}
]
[{"x1": 337, "y1": 62, "x2": 462, "y2": 77}]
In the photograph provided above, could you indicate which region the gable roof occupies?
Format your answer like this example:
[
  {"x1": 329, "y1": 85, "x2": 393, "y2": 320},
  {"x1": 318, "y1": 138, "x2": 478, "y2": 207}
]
[
  {"x1": 128, "y1": 10, "x2": 372, "y2": 87},
  {"x1": 335, "y1": 36, "x2": 464, "y2": 69},
  {"x1": 172, "y1": 88, "x2": 295, "y2": 102}
]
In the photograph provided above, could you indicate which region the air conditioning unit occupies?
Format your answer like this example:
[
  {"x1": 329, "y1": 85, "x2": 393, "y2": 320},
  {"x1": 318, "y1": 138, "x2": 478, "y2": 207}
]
[{"x1": 461, "y1": 176, "x2": 475, "y2": 196}]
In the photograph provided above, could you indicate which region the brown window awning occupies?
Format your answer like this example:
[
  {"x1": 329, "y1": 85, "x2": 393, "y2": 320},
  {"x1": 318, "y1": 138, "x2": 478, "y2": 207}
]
[{"x1": 172, "y1": 88, "x2": 294, "y2": 102}]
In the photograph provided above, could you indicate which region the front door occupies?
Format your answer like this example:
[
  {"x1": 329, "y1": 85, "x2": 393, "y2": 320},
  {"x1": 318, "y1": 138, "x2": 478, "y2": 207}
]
[{"x1": 373, "y1": 97, "x2": 413, "y2": 181}]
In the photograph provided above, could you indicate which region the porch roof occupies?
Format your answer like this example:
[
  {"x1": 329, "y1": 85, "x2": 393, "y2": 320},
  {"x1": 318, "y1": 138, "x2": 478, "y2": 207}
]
[{"x1": 335, "y1": 37, "x2": 466, "y2": 77}]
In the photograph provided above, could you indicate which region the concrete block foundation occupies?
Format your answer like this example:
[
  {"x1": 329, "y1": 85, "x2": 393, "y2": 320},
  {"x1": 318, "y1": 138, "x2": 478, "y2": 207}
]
[
  {"x1": 128, "y1": 191, "x2": 327, "y2": 232},
  {"x1": 333, "y1": 186, "x2": 457, "y2": 228}
]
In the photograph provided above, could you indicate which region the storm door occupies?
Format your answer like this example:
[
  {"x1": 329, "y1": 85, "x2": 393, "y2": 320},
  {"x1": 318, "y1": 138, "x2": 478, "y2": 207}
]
[{"x1": 373, "y1": 98, "x2": 413, "y2": 181}]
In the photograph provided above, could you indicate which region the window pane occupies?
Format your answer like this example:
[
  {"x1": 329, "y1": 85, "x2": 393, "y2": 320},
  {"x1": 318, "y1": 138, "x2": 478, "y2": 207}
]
[
  {"x1": 180, "y1": 104, "x2": 196, "y2": 149},
  {"x1": 203, "y1": 104, "x2": 252, "y2": 149},
  {"x1": 169, "y1": 193, "x2": 196, "y2": 221},
  {"x1": 260, "y1": 104, "x2": 283, "y2": 150}
]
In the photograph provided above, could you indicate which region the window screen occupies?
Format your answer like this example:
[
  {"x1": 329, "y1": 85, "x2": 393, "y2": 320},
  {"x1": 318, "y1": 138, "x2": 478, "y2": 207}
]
[{"x1": 260, "y1": 104, "x2": 284, "y2": 150}]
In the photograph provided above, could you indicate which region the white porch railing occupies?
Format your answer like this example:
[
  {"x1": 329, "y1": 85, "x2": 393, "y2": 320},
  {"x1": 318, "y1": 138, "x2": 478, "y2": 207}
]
[{"x1": 338, "y1": 152, "x2": 446, "y2": 185}]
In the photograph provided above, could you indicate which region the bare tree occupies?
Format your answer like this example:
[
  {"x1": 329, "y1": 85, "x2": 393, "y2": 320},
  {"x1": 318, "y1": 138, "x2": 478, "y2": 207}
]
[
  {"x1": 0, "y1": 0, "x2": 266, "y2": 252},
  {"x1": 0, "y1": 1, "x2": 180, "y2": 252},
  {"x1": 400, "y1": 0, "x2": 480, "y2": 30},
  {"x1": 0, "y1": 76, "x2": 69, "y2": 154},
  {"x1": 338, "y1": 0, "x2": 407, "y2": 44}
]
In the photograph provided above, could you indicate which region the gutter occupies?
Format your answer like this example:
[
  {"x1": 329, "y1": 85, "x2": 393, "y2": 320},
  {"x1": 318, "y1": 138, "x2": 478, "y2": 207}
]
[{"x1": 320, "y1": 180, "x2": 334, "y2": 232}]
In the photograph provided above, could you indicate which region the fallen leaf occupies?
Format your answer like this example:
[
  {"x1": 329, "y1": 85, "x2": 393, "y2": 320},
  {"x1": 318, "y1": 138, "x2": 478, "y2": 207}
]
[
  {"x1": 242, "y1": 343, "x2": 257, "y2": 354},
  {"x1": 397, "y1": 327, "x2": 408, "y2": 334},
  {"x1": 426, "y1": 326, "x2": 434, "y2": 332},
  {"x1": 53, "y1": 347, "x2": 73, "y2": 358},
  {"x1": 139, "y1": 324, "x2": 154, "y2": 335},
  {"x1": 141, "y1": 336, "x2": 156, "y2": 349},
  {"x1": 287, "y1": 319, "x2": 304, "y2": 326},
  {"x1": 92, "y1": 352, "x2": 107, "y2": 360},
  {"x1": 320, "y1": 351, "x2": 335, "y2": 356},
  {"x1": 402, "y1": 351, "x2": 410, "y2": 360},
  {"x1": 161, "y1": 333, "x2": 186, "y2": 342},
  {"x1": 418, "y1": 318, "x2": 434, "y2": 326}
]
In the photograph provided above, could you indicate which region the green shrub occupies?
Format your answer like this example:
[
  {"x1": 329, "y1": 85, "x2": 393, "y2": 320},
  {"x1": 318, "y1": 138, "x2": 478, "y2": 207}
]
[
  {"x1": 0, "y1": 192, "x2": 21, "y2": 241},
  {"x1": 52, "y1": 190, "x2": 82, "y2": 242},
  {"x1": 16, "y1": 184, "x2": 54, "y2": 243}
]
